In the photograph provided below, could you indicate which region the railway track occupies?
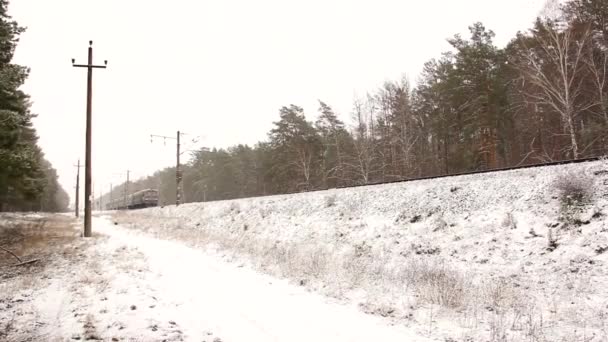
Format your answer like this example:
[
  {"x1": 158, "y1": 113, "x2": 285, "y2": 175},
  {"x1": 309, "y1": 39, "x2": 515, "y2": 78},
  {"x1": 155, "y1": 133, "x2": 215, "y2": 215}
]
[
  {"x1": 337, "y1": 156, "x2": 604, "y2": 191},
  {"x1": 151, "y1": 156, "x2": 605, "y2": 205}
]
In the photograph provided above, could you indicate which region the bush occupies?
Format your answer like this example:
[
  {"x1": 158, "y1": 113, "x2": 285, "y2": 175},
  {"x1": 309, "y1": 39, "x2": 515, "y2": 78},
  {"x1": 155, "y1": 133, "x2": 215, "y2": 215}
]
[
  {"x1": 501, "y1": 212, "x2": 517, "y2": 230},
  {"x1": 554, "y1": 169, "x2": 595, "y2": 229},
  {"x1": 431, "y1": 215, "x2": 448, "y2": 232},
  {"x1": 324, "y1": 194, "x2": 337, "y2": 208},
  {"x1": 547, "y1": 228, "x2": 558, "y2": 251},
  {"x1": 406, "y1": 259, "x2": 469, "y2": 308},
  {"x1": 554, "y1": 170, "x2": 593, "y2": 207},
  {"x1": 482, "y1": 278, "x2": 519, "y2": 313},
  {"x1": 229, "y1": 202, "x2": 241, "y2": 214}
]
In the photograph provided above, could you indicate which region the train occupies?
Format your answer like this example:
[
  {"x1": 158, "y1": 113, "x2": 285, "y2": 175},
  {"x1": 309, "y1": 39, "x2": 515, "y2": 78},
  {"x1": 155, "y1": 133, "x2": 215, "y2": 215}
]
[{"x1": 106, "y1": 189, "x2": 159, "y2": 210}]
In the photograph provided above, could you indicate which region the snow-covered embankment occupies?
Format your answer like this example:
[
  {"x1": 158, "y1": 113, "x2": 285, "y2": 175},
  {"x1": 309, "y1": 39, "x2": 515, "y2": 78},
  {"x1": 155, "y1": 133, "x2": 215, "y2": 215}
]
[{"x1": 114, "y1": 160, "x2": 608, "y2": 341}]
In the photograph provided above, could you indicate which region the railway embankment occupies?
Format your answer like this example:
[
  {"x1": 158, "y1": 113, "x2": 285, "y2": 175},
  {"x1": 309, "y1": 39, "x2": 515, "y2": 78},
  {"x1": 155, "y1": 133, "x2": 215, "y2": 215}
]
[{"x1": 113, "y1": 159, "x2": 608, "y2": 341}]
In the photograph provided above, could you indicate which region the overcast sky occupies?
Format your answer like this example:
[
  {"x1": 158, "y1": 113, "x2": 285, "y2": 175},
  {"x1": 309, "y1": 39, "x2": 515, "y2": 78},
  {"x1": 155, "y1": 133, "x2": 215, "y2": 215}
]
[{"x1": 9, "y1": 0, "x2": 547, "y2": 205}]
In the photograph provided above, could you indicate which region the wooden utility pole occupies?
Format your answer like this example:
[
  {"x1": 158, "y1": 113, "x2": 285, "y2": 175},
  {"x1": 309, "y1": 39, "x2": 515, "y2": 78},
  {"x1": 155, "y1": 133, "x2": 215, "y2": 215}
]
[
  {"x1": 98, "y1": 185, "x2": 103, "y2": 211},
  {"x1": 176, "y1": 130, "x2": 181, "y2": 206},
  {"x1": 72, "y1": 41, "x2": 107, "y2": 237},
  {"x1": 151, "y1": 131, "x2": 187, "y2": 206},
  {"x1": 157, "y1": 174, "x2": 162, "y2": 206},
  {"x1": 123, "y1": 170, "x2": 130, "y2": 209},
  {"x1": 109, "y1": 183, "x2": 113, "y2": 209},
  {"x1": 73, "y1": 159, "x2": 82, "y2": 217}
]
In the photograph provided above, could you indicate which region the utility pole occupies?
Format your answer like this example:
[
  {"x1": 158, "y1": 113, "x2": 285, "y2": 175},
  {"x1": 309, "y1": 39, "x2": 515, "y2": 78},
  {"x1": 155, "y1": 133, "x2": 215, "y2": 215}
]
[
  {"x1": 109, "y1": 171, "x2": 125, "y2": 210},
  {"x1": 157, "y1": 174, "x2": 162, "y2": 206},
  {"x1": 74, "y1": 159, "x2": 82, "y2": 217},
  {"x1": 72, "y1": 41, "x2": 107, "y2": 238},
  {"x1": 99, "y1": 185, "x2": 102, "y2": 212},
  {"x1": 176, "y1": 130, "x2": 181, "y2": 206},
  {"x1": 151, "y1": 131, "x2": 189, "y2": 206},
  {"x1": 123, "y1": 170, "x2": 130, "y2": 208}
]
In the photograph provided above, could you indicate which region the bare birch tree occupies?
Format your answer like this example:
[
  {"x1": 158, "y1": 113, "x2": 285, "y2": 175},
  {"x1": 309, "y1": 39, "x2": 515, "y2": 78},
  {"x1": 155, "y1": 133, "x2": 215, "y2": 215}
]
[
  {"x1": 585, "y1": 45, "x2": 608, "y2": 125},
  {"x1": 514, "y1": 21, "x2": 593, "y2": 158},
  {"x1": 343, "y1": 97, "x2": 381, "y2": 184}
]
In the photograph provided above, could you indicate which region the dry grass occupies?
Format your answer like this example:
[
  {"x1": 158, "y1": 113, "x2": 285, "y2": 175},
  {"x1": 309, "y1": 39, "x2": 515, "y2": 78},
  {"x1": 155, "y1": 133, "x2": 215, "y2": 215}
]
[
  {"x1": 113, "y1": 211, "x2": 473, "y2": 309},
  {"x1": 0, "y1": 213, "x2": 80, "y2": 340},
  {"x1": 405, "y1": 258, "x2": 470, "y2": 308},
  {"x1": 0, "y1": 214, "x2": 79, "y2": 267}
]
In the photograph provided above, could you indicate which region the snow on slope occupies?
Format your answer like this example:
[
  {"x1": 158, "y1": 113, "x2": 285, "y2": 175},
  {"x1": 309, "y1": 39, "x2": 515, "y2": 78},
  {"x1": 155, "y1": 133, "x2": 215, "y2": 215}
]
[
  {"x1": 94, "y1": 217, "x2": 431, "y2": 342},
  {"x1": 114, "y1": 160, "x2": 608, "y2": 341}
]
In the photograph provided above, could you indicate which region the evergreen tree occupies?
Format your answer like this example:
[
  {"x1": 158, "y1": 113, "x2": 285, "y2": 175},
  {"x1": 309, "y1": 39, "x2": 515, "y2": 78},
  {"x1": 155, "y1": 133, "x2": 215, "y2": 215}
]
[
  {"x1": 0, "y1": 0, "x2": 67, "y2": 211},
  {"x1": 268, "y1": 105, "x2": 323, "y2": 192},
  {"x1": 315, "y1": 101, "x2": 349, "y2": 188},
  {"x1": 564, "y1": 0, "x2": 608, "y2": 46}
]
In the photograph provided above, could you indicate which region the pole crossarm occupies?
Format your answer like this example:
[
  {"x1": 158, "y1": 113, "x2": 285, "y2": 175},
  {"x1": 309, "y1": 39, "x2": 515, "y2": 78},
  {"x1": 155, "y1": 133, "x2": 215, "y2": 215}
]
[
  {"x1": 151, "y1": 134, "x2": 176, "y2": 140},
  {"x1": 71, "y1": 41, "x2": 107, "y2": 70},
  {"x1": 72, "y1": 64, "x2": 107, "y2": 69}
]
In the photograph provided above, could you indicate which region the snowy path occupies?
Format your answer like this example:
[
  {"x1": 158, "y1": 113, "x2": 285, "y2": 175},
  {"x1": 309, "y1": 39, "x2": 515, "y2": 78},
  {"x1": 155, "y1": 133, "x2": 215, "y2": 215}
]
[{"x1": 94, "y1": 216, "x2": 430, "y2": 342}]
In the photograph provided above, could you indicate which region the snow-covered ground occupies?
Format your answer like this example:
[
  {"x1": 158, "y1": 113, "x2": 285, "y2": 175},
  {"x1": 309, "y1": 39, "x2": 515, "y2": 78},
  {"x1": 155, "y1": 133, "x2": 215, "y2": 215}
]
[
  {"x1": 2, "y1": 160, "x2": 607, "y2": 341},
  {"x1": 0, "y1": 214, "x2": 430, "y2": 341},
  {"x1": 112, "y1": 159, "x2": 608, "y2": 341}
]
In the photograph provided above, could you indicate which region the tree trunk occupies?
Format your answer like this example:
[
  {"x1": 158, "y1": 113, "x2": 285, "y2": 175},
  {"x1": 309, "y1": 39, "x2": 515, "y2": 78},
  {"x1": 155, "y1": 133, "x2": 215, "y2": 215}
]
[
  {"x1": 566, "y1": 114, "x2": 580, "y2": 158},
  {"x1": 335, "y1": 135, "x2": 343, "y2": 187}
]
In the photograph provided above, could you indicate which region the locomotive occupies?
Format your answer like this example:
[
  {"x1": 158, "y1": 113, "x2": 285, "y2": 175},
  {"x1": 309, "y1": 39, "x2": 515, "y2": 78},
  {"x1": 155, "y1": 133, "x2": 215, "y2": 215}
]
[{"x1": 106, "y1": 189, "x2": 159, "y2": 210}]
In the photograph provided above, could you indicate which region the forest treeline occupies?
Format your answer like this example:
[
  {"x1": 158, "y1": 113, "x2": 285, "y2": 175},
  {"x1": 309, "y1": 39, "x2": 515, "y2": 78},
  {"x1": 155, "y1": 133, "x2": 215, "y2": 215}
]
[
  {"x1": 105, "y1": 0, "x2": 608, "y2": 206},
  {"x1": 0, "y1": 0, "x2": 69, "y2": 212}
]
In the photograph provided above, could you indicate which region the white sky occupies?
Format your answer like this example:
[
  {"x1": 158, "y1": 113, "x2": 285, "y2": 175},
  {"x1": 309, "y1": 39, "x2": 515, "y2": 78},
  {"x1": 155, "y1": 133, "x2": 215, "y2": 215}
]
[{"x1": 9, "y1": 0, "x2": 547, "y2": 205}]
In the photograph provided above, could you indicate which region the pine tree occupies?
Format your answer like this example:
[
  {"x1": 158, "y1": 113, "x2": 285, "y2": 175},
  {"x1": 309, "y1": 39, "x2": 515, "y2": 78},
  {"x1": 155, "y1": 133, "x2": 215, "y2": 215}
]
[
  {"x1": 315, "y1": 101, "x2": 349, "y2": 188},
  {"x1": 0, "y1": 0, "x2": 46, "y2": 211},
  {"x1": 564, "y1": 0, "x2": 608, "y2": 46},
  {"x1": 268, "y1": 105, "x2": 323, "y2": 192}
]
